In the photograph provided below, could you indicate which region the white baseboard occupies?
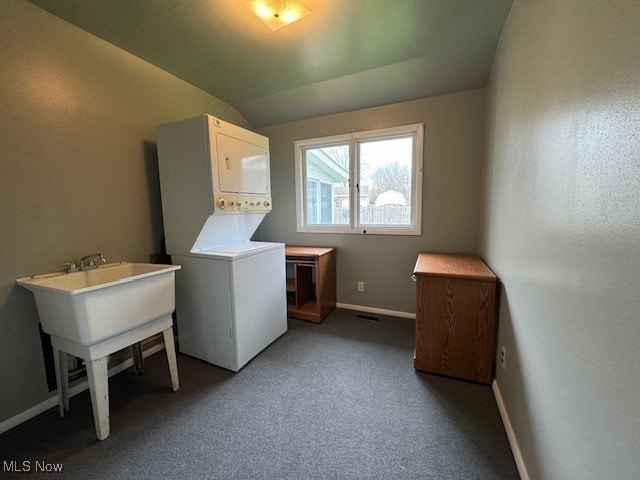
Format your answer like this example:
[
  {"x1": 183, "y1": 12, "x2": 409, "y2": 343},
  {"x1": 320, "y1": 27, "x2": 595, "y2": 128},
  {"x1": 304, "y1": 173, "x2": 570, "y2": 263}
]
[
  {"x1": 0, "y1": 343, "x2": 166, "y2": 435},
  {"x1": 336, "y1": 302, "x2": 416, "y2": 319},
  {"x1": 492, "y1": 379, "x2": 529, "y2": 480}
]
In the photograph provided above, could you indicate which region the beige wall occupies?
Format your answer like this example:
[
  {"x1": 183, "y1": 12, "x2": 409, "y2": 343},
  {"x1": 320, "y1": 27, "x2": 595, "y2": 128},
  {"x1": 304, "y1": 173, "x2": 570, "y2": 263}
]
[
  {"x1": 0, "y1": 1, "x2": 248, "y2": 423},
  {"x1": 480, "y1": 1, "x2": 640, "y2": 478},
  {"x1": 257, "y1": 89, "x2": 486, "y2": 313}
]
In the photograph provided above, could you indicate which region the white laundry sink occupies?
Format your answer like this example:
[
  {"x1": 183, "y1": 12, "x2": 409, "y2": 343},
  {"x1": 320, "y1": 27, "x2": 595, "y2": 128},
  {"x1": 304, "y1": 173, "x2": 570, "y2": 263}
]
[
  {"x1": 17, "y1": 262, "x2": 181, "y2": 346},
  {"x1": 18, "y1": 261, "x2": 182, "y2": 440}
]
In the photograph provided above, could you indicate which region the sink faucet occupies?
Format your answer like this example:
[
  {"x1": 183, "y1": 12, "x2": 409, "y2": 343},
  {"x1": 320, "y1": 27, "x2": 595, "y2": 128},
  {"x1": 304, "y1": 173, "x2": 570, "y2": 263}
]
[
  {"x1": 61, "y1": 261, "x2": 79, "y2": 273},
  {"x1": 80, "y1": 253, "x2": 106, "y2": 271}
]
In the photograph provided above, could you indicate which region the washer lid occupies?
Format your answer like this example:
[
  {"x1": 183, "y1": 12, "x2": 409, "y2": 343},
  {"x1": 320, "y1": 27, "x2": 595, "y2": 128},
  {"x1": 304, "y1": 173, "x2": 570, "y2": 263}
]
[
  {"x1": 191, "y1": 213, "x2": 265, "y2": 252},
  {"x1": 191, "y1": 241, "x2": 284, "y2": 261}
]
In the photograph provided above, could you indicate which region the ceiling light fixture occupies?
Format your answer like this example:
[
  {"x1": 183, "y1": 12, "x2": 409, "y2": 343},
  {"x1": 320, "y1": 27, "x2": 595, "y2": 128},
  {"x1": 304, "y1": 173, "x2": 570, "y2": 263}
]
[{"x1": 239, "y1": 0, "x2": 311, "y2": 31}]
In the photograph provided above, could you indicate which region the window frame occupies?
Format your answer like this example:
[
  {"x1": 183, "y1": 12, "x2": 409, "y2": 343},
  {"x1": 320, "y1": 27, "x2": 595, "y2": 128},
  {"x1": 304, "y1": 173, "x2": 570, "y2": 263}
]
[{"x1": 294, "y1": 124, "x2": 424, "y2": 235}]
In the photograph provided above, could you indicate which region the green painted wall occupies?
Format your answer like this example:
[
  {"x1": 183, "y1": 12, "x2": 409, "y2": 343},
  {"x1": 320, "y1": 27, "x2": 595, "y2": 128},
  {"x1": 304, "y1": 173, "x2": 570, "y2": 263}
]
[
  {"x1": 480, "y1": 1, "x2": 640, "y2": 478},
  {"x1": 0, "y1": 1, "x2": 248, "y2": 424},
  {"x1": 257, "y1": 89, "x2": 486, "y2": 313}
]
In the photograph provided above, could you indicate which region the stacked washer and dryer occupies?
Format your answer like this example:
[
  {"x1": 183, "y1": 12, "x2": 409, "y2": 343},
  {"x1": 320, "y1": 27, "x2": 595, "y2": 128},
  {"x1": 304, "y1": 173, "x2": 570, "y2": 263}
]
[{"x1": 156, "y1": 115, "x2": 287, "y2": 371}]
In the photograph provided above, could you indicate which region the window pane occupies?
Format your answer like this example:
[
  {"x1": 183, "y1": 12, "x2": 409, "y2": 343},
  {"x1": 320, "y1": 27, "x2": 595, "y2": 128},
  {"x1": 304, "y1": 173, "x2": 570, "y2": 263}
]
[
  {"x1": 303, "y1": 145, "x2": 350, "y2": 225},
  {"x1": 306, "y1": 180, "x2": 318, "y2": 223},
  {"x1": 358, "y1": 136, "x2": 413, "y2": 226},
  {"x1": 320, "y1": 182, "x2": 332, "y2": 223}
]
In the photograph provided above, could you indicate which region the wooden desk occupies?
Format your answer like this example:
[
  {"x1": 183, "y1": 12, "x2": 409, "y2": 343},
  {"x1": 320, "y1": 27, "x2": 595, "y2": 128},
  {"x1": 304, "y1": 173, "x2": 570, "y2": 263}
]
[
  {"x1": 285, "y1": 246, "x2": 336, "y2": 323},
  {"x1": 413, "y1": 253, "x2": 497, "y2": 384}
]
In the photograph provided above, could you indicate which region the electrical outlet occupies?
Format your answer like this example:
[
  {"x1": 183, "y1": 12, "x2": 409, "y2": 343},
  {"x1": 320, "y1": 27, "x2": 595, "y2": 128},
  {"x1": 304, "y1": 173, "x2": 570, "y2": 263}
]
[
  {"x1": 357, "y1": 281, "x2": 365, "y2": 292},
  {"x1": 500, "y1": 346, "x2": 506, "y2": 370}
]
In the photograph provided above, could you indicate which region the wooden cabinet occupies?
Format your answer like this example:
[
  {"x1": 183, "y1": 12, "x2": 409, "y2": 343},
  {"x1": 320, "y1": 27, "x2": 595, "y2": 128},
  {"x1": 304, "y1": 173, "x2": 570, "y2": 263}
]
[
  {"x1": 285, "y1": 246, "x2": 336, "y2": 323},
  {"x1": 413, "y1": 253, "x2": 497, "y2": 384}
]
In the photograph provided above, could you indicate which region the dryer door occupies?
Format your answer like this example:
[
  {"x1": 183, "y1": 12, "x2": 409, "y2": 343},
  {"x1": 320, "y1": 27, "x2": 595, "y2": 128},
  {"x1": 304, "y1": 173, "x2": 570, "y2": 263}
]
[{"x1": 216, "y1": 133, "x2": 269, "y2": 195}]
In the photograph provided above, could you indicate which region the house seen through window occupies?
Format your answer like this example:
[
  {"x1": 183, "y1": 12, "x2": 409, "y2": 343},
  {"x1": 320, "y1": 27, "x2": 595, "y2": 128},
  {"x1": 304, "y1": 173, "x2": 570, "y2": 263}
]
[{"x1": 294, "y1": 124, "x2": 423, "y2": 235}]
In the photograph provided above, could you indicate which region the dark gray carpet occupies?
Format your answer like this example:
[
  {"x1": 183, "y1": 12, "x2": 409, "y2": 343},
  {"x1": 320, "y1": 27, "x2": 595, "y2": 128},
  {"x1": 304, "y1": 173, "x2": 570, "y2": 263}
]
[{"x1": 0, "y1": 309, "x2": 518, "y2": 479}]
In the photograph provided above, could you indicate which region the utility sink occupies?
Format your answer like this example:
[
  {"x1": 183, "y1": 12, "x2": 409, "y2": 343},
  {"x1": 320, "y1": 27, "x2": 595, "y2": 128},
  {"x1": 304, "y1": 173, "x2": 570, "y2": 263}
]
[
  {"x1": 17, "y1": 262, "x2": 180, "y2": 345},
  {"x1": 17, "y1": 261, "x2": 181, "y2": 440}
]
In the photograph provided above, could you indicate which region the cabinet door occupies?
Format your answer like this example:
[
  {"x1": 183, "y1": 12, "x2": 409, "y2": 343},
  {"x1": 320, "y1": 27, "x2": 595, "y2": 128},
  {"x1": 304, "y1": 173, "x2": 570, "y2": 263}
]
[{"x1": 415, "y1": 276, "x2": 495, "y2": 384}]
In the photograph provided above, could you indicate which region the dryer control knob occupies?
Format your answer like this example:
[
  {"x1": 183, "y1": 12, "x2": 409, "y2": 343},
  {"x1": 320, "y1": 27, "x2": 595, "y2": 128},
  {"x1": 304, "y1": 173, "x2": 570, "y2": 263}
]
[{"x1": 217, "y1": 198, "x2": 226, "y2": 209}]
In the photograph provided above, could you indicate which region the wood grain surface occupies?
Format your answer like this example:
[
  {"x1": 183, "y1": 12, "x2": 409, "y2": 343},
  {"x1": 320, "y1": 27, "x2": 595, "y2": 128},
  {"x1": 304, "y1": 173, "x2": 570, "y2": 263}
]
[
  {"x1": 414, "y1": 253, "x2": 497, "y2": 384},
  {"x1": 286, "y1": 246, "x2": 336, "y2": 323},
  {"x1": 413, "y1": 252, "x2": 496, "y2": 282}
]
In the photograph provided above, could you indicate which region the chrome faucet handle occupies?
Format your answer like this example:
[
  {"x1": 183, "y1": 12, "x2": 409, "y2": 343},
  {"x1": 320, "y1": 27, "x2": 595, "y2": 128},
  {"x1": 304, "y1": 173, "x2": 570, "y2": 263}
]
[
  {"x1": 62, "y1": 262, "x2": 78, "y2": 273},
  {"x1": 80, "y1": 253, "x2": 106, "y2": 270}
]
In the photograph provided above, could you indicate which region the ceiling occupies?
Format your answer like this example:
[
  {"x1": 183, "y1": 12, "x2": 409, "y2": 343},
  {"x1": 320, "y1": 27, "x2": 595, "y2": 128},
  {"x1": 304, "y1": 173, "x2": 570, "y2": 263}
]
[{"x1": 29, "y1": 0, "x2": 513, "y2": 128}]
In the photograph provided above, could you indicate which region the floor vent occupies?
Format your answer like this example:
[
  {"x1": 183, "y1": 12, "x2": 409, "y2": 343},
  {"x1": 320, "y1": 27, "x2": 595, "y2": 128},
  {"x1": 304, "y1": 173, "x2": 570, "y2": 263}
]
[{"x1": 356, "y1": 313, "x2": 380, "y2": 322}]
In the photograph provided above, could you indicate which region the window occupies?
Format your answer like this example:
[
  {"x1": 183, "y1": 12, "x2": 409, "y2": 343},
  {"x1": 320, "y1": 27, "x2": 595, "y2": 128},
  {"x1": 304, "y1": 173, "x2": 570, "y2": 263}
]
[{"x1": 294, "y1": 124, "x2": 423, "y2": 235}]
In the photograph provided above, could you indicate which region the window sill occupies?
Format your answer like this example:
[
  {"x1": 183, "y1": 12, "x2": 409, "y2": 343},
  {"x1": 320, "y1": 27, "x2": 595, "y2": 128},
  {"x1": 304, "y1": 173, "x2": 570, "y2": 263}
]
[{"x1": 296, "y1": 225, "x2": 421, "y2": 236}]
